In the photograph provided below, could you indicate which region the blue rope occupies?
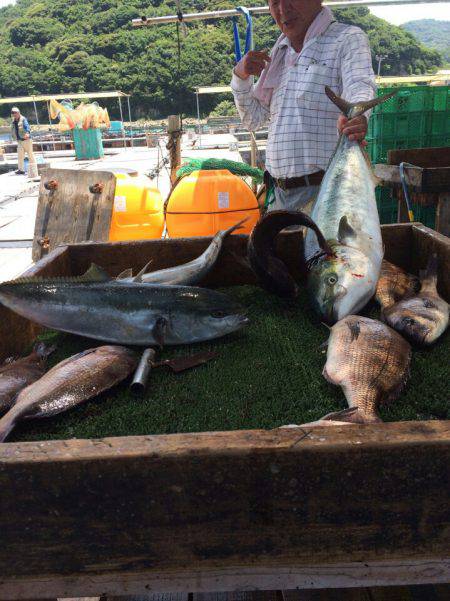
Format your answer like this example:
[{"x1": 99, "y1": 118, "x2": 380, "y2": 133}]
[{"x1": 232, "y1": 6, "x2": 253, "y2": 64}]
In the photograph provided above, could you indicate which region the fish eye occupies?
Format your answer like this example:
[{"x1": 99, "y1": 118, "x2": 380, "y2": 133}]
[
  {"x1": 211, "y1": 310, "x2": 227, "y2": 318},
  {"x1": 327, "y1": 275, "x2": 337, "y2": 285},
  {"x1": 403, "y1": 317, "x2": 415, "y2": 327}
]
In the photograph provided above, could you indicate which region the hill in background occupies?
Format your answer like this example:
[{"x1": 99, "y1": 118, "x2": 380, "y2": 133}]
[
  {"x1": 402, "y1": 19, "x2": 450, "y2": 63},
  {"x1": 0, "y1": 1, "x2": 443, "y2": 120}
]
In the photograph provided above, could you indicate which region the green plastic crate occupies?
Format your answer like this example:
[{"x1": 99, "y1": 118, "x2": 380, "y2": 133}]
[
  {"x1": 369, "y1": 111, "x2": 429, "y2": 139},
  {"x1": 367, "y1": 135, "x2": 428, "y2": 164},
  {"x1": 430, "y1": 86, "x2": 450, "y2": 112},
  {"x1": 427, "y1": 111, "x2": 450, "y2": 136},
  {"x1": 72, "y1": 128, "x2": 104, "y2": 160},
  {"x1": 378, "y1": 86, "x2": 433, "y2": 114}
]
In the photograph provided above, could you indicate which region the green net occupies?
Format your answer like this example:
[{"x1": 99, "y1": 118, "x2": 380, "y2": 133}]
[{"x1": 176, "y1": 158, "x2": 264, "y2": 183}]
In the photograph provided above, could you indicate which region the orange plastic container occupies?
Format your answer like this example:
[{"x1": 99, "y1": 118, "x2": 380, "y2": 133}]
[
  {"x1": 165, "y1": 170, "x2": 260, "y2": 238},
  {"x1": 109, "y1": 172, "x2": 164, "y2": 242}
]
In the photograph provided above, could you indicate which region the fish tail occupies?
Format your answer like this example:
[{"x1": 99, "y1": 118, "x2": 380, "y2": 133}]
[
  {"x1": 322, "y1": 407, "x2": 381, "y2": 424},
  {"x1": 223, "y1": 217, "x2": 250, "y2": 237},
  {"x1": 325, "y1": 86, "x2": 397, "y2": 119},
  {"x1": 0, "y1": 406, "x2": 21, "y2": 442},
  {"x1": 420, "y1": 253, "x2": 438, "y2": 293},
  {"x1": 33, "y1": 341, "x2": 57, "y2": 359},
  {"x1": 248, "y1": 210, "x2": 331, "y2": 298}
]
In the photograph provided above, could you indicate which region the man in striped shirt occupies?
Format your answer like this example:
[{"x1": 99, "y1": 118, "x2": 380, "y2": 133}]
[{"x1": 231, "y1": 0, "x2": 376, "y2": 211}]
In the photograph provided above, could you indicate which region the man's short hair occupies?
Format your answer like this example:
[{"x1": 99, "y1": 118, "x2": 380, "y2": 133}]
[{"x1": 11, "y1": 107, "x2": 20, "y2": 113}]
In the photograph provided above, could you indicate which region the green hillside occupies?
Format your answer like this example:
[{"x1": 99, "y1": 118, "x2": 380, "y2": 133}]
[
  {"x1": 402, "y1": 19, "x2": 450, "y2": 63},
  {"x1": 0, "y1": 1, "x2": 443, "y2": 120}
]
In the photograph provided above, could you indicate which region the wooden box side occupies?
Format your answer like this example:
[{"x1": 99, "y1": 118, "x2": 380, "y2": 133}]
[{"x1": 0, "y1": 422, "x2": 449, "y2": 598}]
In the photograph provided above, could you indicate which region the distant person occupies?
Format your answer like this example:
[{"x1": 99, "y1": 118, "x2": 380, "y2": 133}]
[
  {"x1": 231, "y1": 0, "x2": 376, "y2": 212},
  {"x1": 10, "y1": 106, "x2": 37, "y2": 176}
]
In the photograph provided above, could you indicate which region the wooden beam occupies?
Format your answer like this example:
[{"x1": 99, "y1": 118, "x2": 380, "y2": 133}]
[
  {"x1": 0, "y1": 422, "x2": 449, "y2": 599},
  {"x1": 387, "y1": 147, "x2": 450, "y2": 169},
  {"x1": 1, "y1": 560, "x2": 449, "y2": 599}
]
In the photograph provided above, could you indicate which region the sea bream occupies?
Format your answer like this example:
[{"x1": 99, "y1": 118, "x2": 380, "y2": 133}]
[
  {"x1": 304, "y1": 86, "x2": 396, "y2": 323},
  {"x1": 0, "y1": 345, "x2": 137, "y2": 442},
  {"x1": 383, "y1": 254, "x2": 449, "y2": 345},
  {"x1": 0, "y1": 265, "x2": 249, "y2": 347},
  {"x1": 0, "y1": 342, "x2": 55, "y2": 413}
]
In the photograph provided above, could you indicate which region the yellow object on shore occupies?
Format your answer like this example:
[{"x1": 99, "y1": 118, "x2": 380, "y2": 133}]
[
  {"x1": 165, "y1": 169, "x2": 260, "y2": 238},
  {"x1": 109, "y1": 172, "x2": 165, "y2": 242},
  {"x1": 49, "y1": 99, "x2": 110, "y2": 131}
]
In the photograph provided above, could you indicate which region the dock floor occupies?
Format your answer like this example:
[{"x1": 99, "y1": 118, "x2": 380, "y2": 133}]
[{"x1": 0, "y1": 134, "x2": 243, "y2": 282}]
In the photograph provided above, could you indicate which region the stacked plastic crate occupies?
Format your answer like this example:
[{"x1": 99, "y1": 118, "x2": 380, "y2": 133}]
[{"x1": 367, "y1": 85, "x2": 450, "y2": 227}]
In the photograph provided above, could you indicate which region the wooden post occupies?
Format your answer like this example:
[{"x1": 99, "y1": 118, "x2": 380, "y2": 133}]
[
  {"x1": 250, "y1": 132, "x2": 258, "y2": 194},
  {"x1": 167, "y1": 115, "x2": 182, "y2": 185}
]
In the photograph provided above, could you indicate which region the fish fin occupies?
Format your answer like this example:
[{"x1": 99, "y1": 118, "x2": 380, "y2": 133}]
[
  {"x1": 133, "y1": 260, "x2": 153, "y2": 283},
  {"x1": 338, "y1": 215, "x2": 357, "y2": 245},
  {"x1": 325, "y1": 86, "x2": 397, "y2": 119},
  {"x1": 420, "y1": 253, "x2": 438, "y2": 294},
  {"x1": 153, "y1": 316, "x2": 168, "y2": 349},
  {"x1": 346, "y1": 319, "x2": 361, "y2": 342},
  {"x1": 80, "y1": 263, "x2": 111, "y2": 282},
  {"x1": 116, "y1": 268, "x2": 133, "y2": 280}
]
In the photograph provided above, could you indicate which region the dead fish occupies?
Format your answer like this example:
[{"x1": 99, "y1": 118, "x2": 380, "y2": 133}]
[
  {"x1": 375, "y1": 260, "x2": 420, "y2": 310},
  {"x1": 321, "y1": 315, "x2": 411, "y2": 423},
  {"x1": 247, "y1": 210, "x2": 332, "y2": 297},
  {"x1": 0, "y1": 345, "x2": 137, "y2": 442},
  {"x1": 118, "y1": 218, "x2": 248, "y2": 285},
  {"x1": 0, "y1": 265, "x2": 248, "y2": 346},
  {"x1": 0, "y1": 342, "x2": 55, "y2": 414},
  {"x1": 383, "y1": 255, "x2": 449, "y2": 345}
]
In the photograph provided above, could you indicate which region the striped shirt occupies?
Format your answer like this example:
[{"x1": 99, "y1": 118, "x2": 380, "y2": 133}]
[{"x1": 231, "y1": 21, "x2": 376, "y2": 179}]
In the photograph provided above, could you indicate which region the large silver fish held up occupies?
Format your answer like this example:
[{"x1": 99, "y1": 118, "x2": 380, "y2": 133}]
[
  {"x1": 0, "y1": 265, "x2": 248, "y2": 346},
  {"x1": 305, "y1": 87, "x2": 396, "y2": 323}
]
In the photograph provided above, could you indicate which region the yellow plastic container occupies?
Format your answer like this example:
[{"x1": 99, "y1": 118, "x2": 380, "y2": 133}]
[
  {"x1": 165, "y1": 169, "x2": 260, "y2": 238},
  {"x1": 109, "y1": 172, "x2": 164, "y2": 242}
]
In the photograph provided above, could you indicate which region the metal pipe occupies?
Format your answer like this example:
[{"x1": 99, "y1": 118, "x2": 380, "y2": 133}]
[
  {"x1": 195, "y1": 88, "x2": 202, "y2": 148},
  {"x1": 32, "y1": 99, "x2": 46, "y2": 161},
  {"x1": 118, "y1": 95, "x2": 126, "y2": 148},
  {"x1": 126, "y1": 95, "x2": 134, "y2": 148},
  {"x1": 130, "y1": 348, "x2": 156, "y2": 394},
  {"x1": 133, "y1": 1, "x2": 444, "y2": 26}
]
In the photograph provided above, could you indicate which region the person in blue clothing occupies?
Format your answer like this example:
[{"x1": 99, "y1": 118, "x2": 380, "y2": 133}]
[{"x1": 10, "y1": 106, "x2": 37, "y2": 175}]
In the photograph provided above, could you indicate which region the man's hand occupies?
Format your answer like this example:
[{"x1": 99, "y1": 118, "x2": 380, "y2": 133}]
[
  {"x1": 234, "y1": 50, "x2": 271, "y2": 80},
  {"x1": 337, "y1": 114, "x2": 368, "y2": 146}
]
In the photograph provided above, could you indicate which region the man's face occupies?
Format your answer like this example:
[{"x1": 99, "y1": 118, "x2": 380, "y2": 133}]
[
  {"x1": 269, "y1": 0, "x2": 322, "y2": 40},
  {"x1": 11, "y1": 111, "x2": 20, "y2": 121}
]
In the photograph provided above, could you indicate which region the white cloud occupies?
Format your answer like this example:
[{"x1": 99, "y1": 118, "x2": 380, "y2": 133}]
[
  {"x1": 370, "y1": 2, "x2": 450, "y2": 25},
  {"x1": 0, "y1": 0, "x2": 15, "y2": 7}
]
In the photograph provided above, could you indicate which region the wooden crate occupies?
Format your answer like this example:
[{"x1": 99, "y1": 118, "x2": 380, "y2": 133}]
[{"x1": 0, "y1": 224, "x2": 449, "y2": 599}]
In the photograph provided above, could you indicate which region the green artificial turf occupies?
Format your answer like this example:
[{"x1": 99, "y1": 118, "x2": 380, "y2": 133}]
[{"x1": 8, "y1": 285, "x2": 450, "y2": 443}]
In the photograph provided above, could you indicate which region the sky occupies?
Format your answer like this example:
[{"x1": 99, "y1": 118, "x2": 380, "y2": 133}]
[{"x1": 0, "y1": 0, "x2": 449, "y2": 25}]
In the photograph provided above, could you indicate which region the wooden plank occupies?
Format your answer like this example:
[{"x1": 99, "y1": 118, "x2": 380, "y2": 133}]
[
  {"x1": 32, "y1": 168, "x2": 117, "y2": 262},
  {"x1": 374, "y1": 164, "x2": 450, "y2": 194},
  {"x1": 1, "y1": 559, "x2": 449, "y2": 600},
  {"x1": 387, "y1": 147, "x2": 450, "y2": 169},
  {"x1": 435, "y1": 193, "x2": 450, "y2": 237},
  {"x1": 411, "y1": 224, "x2": 450, "y2": 302},
  {"x1": 0, "y1": 245, "x2": 70, "y2": 362},
  {"x1": 0, "y1": 422, "x2": 449, "y2": 598}
]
